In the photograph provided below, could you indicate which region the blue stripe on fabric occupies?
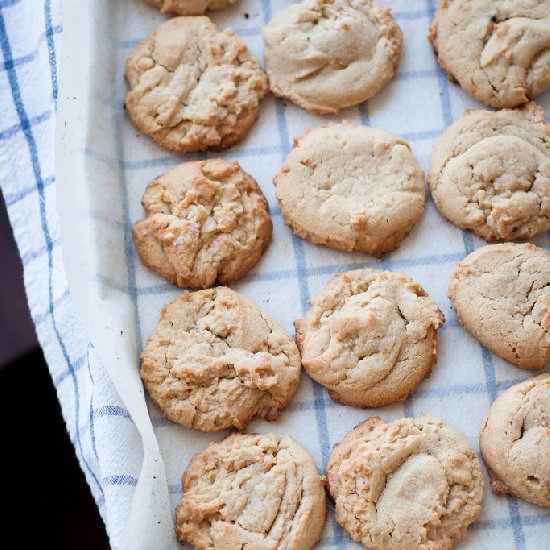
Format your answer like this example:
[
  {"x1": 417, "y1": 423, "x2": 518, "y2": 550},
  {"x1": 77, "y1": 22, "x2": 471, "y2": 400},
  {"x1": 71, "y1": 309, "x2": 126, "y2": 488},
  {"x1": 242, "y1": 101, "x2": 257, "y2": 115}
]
[
  {"x1": 393, "y1": 9, "x2": 430, "y2": 20},
  {"x1": 274, "y1": 95, "x2": 333, "y2": 473},
  {"x1": 1, "y1": 24, "x2": 61, "y2": 70},
  {"x1": 99, "y1": 251, "x2": 466, "y2": 297},
  {"x1": 463, "y1": 231, "x2": 476, "y2": 255},
  {"x1": 33, "y1": 288, "x2": 70, "y2": 327},
  {"x1": 401, "y1": 129, "x2": 442, "y2": 141},
  {"x1": 103, "y1": 475, "x2": 138, "y2": 487},
  {"x1": 261, "y1": 0, "x2": 272, "y2": 24},
  {"x1": 0, "y1": 0, "x2": 20, "y2": 8},
  {"x1": 0, "y1": 109, "x2": 51, "y2": 140},
  {"x1": 470, "y1": 513, "x2": 550, "y2": 532},
  {"x1": 44, "y1": 0, "x2": 59, "y2": 107},
  {"x1": 521, "y1": 514, "x2": 550, "y2": 527},
  {"x1": 51, "y1": 349, "x2": 88, "y2": 387},
  {"x1": 94, "y1": 405, "x2": 133, "y2": 421},
  {"x1": 85, "y1": 347, "x2": 100, "y2": 462},
  {"x1": 395, "y1": 69, "x2": 439, "y2": 81},
  {"x1": 403, "y1": 394, "x2": 414, "y2": 417},
  {"x1": 119, "y1": 144, "x2": 282, "y2": 170},
  {"x1": 0, "y1": 6, "x2": 103, "y2": 497},
  {"x1": 89, "y1": 399, "x2": 99, "y2": 461},
  {"x1": 481, "y1": 348, "x2": 498, "y2": 402},
  {"x1": 234, "y1": 28, "x2": 261, "y2": 38},
  {"x1": 509, "y1": 496, "x2": 527, "y2": 550},
  {"x1": 89, "y1": 120, "x2": 447, "y2": 170},
  {"x1": 359, "y1": 100, "x2": 369, "y2": 126},
  {"x1": 4, "y1": 174, "x2": 54, "y2": 205},
  {"x1": 472, "y1": 517, "x2": 515, "y2": 531},
  {"x1": 21, "y1": 236, "x2": 59, "y2": 265}
]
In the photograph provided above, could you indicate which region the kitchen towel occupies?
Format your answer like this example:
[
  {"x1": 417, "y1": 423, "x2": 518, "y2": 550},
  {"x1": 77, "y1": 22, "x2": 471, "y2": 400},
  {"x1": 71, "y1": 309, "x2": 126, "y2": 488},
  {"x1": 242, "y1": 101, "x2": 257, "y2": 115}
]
[{"x1": 1, "y1": 1, "x2": 549, "y2": 549}]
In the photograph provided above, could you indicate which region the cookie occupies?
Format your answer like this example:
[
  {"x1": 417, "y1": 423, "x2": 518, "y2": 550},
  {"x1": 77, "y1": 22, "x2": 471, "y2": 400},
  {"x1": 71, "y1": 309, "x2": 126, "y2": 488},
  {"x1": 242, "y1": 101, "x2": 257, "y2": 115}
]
[
  {"x1": 146, "y1": 0, "x2": 237, "y2": 16},
  {"x1": 449, "y1": 243, "x2": 550, "y2": 370},
  {"x1": 294, "y1": 269, "x2": 444, "y2": 408},
  {"x1": 327, "y1": 415, "x2": 484, "y2": 550},
  {"x1": 125, "y1": 17, "x2": 267, "y2": 153},
  {"x1": 176, "y1": 433, "x2": 327, "y2": 548},
  {"x1": 273, "y1": 122, "x2": 425, "y2": 256},
  {"x1": 140, "y1": 287, "x2": 301, "y2": 432},
  {"x1": 429, "y1": 0, "x2": 550, "y2": 108},
  {"x1": 428, "y1": 102, "x2": 550, "y2": 242},
  {"x1": 480, "y1": 374, "x2": 550, "y2": 508},
  {"x1": 262, "y1": 0, "x2": 402, "y2": 114},
  {"x1": 132, "y1": 159, "x2": 272, "y2": 289}
]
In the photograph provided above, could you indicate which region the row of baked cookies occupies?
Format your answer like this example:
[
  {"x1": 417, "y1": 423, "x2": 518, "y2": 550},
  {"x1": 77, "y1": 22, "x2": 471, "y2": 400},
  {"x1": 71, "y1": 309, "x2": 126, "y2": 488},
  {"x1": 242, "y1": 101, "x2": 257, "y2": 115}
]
[
  {"x1": 140, "y1": 242, "x2": 549, "y2": 437},
  {"x1": 126, "y1": 2, "x2": 550, "y2": 548},
  {"x1": 129, "y1": 0, "x2": 550, "y2": 155},
  {"x1": 126, "y1": 0, "x2": 401, "y2": 154},
  {"x1": 132, "y1": 101, "x2": 550, "y2": 294},
  {"x1": 175, "y1": 373, "x2": 550, "y2": 549}
]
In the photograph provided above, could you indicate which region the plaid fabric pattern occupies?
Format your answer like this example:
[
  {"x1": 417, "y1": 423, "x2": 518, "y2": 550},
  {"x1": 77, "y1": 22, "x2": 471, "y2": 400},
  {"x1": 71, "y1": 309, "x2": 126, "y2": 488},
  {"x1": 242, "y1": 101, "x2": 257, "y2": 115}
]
[{"x1": 1, "y1": 0, "x2": 549, "y2": 548}]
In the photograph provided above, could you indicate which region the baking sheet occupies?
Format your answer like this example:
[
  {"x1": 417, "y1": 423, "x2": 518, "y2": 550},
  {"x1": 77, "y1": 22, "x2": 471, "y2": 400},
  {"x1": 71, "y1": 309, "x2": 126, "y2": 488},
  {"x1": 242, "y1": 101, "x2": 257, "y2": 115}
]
[{"x1": 56, "y1": 0, "x2": 550, "y2": 548}]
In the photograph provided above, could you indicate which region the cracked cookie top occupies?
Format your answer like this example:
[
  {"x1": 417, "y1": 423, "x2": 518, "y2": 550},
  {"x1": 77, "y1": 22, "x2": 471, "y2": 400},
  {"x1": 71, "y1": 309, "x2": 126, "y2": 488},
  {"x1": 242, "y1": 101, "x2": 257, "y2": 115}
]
[
  {"x1": 480, "y1": 373, "x2": 550, "y2": 508},
  {"x1": 449, "y1": 243, "x2": 550, "y2": 370},
  {"x1": 428, "y1": 102, "x2": 550, "y2": 242},
  {"x1": 140, "y1": 287, "x2": 301, "y2": 432},
  {"x1": 125, "y1": 16, "x2": 267, "y2": 153},
  {"x1": 273, "y1": 122, "x2": 425, "y2": 256},
  {"x1": 429, "y1": 0, "x2": 550, "y2": 108},
  {"x1": 132, "y1": 159, "x2": 272, "y2": 289},
  {"x1": 327, "y1": 415, "x2": 483, "y2": 550},
  {"x1": 145, "y1": 0, "x2": 238, "y2": 16},
  {"x1": 294, "y1": 269, "x2": 444, "y2": 408},
  {"x1": 262, "y1": 0, "x2": 402, "y2": 114},
  {"x1": 176, "y1": 433, "x2": 327, "y2": 549}
]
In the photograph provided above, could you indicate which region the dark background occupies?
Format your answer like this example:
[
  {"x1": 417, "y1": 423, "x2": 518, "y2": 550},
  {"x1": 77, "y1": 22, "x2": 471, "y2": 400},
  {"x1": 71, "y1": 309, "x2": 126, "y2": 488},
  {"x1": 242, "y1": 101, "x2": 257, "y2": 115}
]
[{"x1": 1, "y1": 192, "x2": 109, "y2": 549}]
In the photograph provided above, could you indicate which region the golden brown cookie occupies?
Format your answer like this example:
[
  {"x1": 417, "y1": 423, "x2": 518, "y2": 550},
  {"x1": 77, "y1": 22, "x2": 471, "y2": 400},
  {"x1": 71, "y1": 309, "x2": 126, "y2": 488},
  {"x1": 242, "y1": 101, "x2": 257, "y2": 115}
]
[
  {"x1": 125, "y1": 17, "x2": 267, "y2": 153},
  {"x1": 429, "y1": 0, "x2": 550, "y2": 108},
  {"x1": 262, "y1": 0, "x2": 402, "y2": 114},
  {"x1": 273, "y1": 122, "x2": 425, "y2": 256},
  {"x1": 480, "y1": 374, "x2": 550, "y2": 508},
  {"x1": 449, "y1": 243, "x2": 550, "y2": 370},
  {"x1": 132, "y1": 159, "x2": 272, "y2": 289},
  {"x1": 429, "y1": 102, "x2": 550, "y2": 242},
  {"x1": 140, "y1": 287, "x2": 301, "y2": 432},
  {"x1": 176, "y1": 433, "x2": 327, "y2": 549},
  {"x1": 327, "y1": 415, "x2": 484, "y2": 550},
  {"x1": 146, "y1": 0, "x2": 238, "y2": 16},
  {"x1": 294, "y1": 269, "x2": 444, "y2": 408}
]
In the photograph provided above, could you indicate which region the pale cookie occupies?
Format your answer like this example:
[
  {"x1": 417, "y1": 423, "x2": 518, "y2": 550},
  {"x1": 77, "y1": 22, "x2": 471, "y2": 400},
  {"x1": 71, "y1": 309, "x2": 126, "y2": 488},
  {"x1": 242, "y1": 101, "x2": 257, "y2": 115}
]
[
  {"x1": 146, "y1": 0, "x2": 237, "y2": 16},
  {"x1": 449, "y1": 243, "x2": 550, "y2": 370},
  {"x1": 429, "y1": 102, "x2": 550, "y2": 242},
  {"x1": 429, "y1": 0, "x2": 550, "y2": 108},
  {"x1": 295, "y1": 269, "x2": 444, "y2": 408},
  {"x1": 262, "y1": 0, "x2": 402, "y2": 114},
  {"x1": 480, "y1": 374, "x2": 550, "y2": 508},
  {"x1": 140, "y1": 287, "x2": 301, "y2": 432},
  {"x1": 132, "y1": 159, "x2": 272, "y2": 289},
  {"x1": 327, "y1": 415, "x2": 484, "y2": 550},
  {"x1": 273, "y1": 123, "x2": 425, "y2": 256},
  {"x1": 176, "y1": 433, "x2": 327, "y2": 548},
  {"x1": 125, "y1": 17, "x2": 267, "y2": 153}
]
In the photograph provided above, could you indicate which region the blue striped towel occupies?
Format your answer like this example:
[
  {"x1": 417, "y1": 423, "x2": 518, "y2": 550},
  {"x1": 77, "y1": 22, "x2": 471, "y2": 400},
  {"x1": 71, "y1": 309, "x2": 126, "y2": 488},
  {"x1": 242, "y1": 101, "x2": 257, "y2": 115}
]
[{"x1": 1, "y1": 1, "x2": 549, "y2": 549}]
